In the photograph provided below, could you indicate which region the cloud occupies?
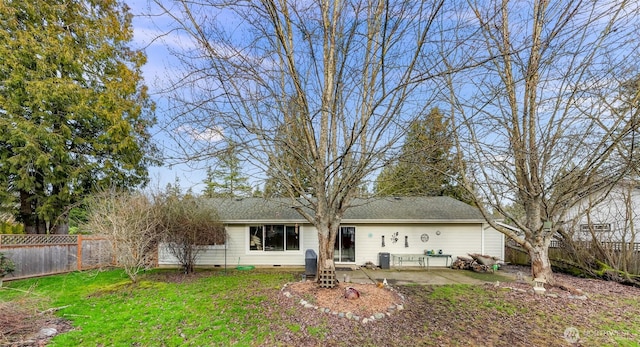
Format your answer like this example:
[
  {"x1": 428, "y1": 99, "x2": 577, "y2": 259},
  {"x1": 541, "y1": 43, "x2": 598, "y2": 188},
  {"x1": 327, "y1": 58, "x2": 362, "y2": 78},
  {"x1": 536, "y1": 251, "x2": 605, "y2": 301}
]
[{"x1": 177, "y1": 125, "x2": 224, "y2": 142}]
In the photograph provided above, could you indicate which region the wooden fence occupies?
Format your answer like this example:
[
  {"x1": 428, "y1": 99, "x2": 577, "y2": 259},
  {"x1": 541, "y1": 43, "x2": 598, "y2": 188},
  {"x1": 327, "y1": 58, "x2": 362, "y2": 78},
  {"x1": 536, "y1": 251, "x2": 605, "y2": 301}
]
[
  {"x1": 0, "y1": 234, "x2": 114, "y2": 280},
  {"x1": 505, "y1": 240, "x2": 640, "y2": 275}
]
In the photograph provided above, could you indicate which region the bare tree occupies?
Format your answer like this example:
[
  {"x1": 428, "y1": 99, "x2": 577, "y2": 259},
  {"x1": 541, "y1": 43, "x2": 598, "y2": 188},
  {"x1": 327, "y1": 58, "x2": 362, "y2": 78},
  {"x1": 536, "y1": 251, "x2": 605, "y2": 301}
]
[
  {"x1": 442, "y1": 0, "x2": 640, "y2": 284},
  {"x1": 154, "y1": 0, "x2": 461, "y2": 274},
  {"x1": 157, "y1": 194, "x2": 226, "y2": 274},
  {"x1": 561, "y1": 180, "x2": 640, "y2": 278},
  {"x1": 84, "y1": 191, "x2": 161, "y2": 282}
]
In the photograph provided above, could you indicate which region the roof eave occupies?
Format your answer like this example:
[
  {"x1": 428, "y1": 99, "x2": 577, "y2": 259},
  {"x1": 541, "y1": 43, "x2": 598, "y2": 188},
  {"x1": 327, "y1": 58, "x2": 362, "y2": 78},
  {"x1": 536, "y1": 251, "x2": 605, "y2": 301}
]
[
  {"x1": 341, "y1": 219, "x2": 486, "y2": 224},
  {"x1": 220, "y1": 218, "x2": 486, "y2": 224}
]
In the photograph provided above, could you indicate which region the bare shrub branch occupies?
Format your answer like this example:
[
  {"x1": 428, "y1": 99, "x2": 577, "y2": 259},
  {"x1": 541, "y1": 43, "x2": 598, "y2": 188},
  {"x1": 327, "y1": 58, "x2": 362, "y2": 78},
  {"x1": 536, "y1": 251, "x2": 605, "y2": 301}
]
[
  {"x1": 156, "y1": 194, "x2": 225, "y2": 274},
  {"x1": 84, "y1": 190, "x2": 161, "y2": 282}
]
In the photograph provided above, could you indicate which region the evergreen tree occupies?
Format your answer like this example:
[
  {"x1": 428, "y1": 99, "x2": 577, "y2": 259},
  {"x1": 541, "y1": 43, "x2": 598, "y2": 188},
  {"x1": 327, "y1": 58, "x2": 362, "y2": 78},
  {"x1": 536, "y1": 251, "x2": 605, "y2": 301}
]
[
  {"x1": 202, "y1": 145, "x2": 251, "y2": 198},
  {"x1": 0, "y1": 0, "x2": 158, "y2": 233},
  {"x1": 375, "y1": 108, "x2": 468, "y2": 202},
  {"x1": 263, "y1": 99, "x2": 314, "y2": 198}
]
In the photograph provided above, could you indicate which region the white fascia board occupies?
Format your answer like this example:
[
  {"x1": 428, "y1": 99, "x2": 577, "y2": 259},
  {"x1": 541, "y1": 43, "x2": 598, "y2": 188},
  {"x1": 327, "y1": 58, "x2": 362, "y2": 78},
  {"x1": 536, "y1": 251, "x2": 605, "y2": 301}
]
[
  {"x1": 340, "y1": 219, "x2": 487, "y2": 224},
  {"x1": 221, "y1": 219, "x2": 486, "y2": 225},
  {"x1": 221, "y1": 219, "x2": 309, "y2": 225}
]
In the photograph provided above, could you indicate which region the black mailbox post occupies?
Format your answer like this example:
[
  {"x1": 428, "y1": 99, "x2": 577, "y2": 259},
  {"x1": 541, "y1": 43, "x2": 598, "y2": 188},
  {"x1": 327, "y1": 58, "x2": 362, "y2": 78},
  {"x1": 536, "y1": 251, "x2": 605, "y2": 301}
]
[{"x1": 305, "y1": 249, "x2": 317, "y2": 276}]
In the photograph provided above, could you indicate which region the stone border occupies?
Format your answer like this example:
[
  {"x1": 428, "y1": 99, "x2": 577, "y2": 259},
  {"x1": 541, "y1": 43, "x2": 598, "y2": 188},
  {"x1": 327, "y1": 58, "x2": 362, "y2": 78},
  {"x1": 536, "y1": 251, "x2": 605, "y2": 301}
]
[
  {"x1": 280, "y1": 282, "x2": 406, "y2": 324},
  {"x1": 500, "y1": 285, "x2": 588, "y2": 300}
]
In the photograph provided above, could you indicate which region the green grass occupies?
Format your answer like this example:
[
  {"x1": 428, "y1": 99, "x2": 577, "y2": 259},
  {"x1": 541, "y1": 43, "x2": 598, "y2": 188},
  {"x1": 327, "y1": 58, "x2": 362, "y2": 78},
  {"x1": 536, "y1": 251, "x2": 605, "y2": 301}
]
[
  {"x1": 0, "y1": 269, "x2": 297, "y2": 346},
  {"x1": 427, "y1": 284, "x2": 517, "y2": 315},
  {"x1": 458, "y1": 270, "x2": 514, "y2": 283},
  {"x1": 3, "y1": 269, "x2": 640, "y2": 346}
]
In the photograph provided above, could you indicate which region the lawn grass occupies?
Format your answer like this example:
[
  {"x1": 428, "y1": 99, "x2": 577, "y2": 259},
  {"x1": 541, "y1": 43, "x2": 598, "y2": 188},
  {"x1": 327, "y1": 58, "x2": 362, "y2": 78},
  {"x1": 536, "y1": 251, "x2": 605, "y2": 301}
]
[
  {"x1": 0, "y1": 269, "x2": 298, "y2": 346},
  {"x1": 2, "y1": 268, "x2": 640, "y2": 346},
  {"x1": 457, "y1": 269, "x2": 515, "y2": 283}
]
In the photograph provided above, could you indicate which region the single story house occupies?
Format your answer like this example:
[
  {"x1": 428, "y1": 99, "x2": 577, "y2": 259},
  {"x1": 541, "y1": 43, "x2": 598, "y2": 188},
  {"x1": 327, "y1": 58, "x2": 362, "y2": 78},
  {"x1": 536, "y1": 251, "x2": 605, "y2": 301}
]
[{"x1": 158, "y1": 196, "x2": 504, "y2": 268}]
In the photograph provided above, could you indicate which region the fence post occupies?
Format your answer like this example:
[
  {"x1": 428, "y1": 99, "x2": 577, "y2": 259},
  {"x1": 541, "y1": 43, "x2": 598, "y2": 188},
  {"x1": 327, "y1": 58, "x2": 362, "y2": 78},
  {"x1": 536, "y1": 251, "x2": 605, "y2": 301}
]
[{"x1": 77, "y1": 234, "x2": 83, "y2": 271}]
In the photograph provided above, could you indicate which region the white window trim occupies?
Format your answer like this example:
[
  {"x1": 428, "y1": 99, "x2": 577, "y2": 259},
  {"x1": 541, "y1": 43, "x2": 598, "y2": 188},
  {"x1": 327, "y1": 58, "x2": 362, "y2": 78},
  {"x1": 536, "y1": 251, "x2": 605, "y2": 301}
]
[{"x1": 247, "y1": 224, "x2": 302, "y2": 253}]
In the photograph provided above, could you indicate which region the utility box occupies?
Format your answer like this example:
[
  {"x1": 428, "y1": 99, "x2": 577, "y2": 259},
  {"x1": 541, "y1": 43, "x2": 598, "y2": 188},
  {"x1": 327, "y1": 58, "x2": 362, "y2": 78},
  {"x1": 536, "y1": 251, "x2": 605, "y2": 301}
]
[
  {"x1": 379, "y1": 252, "x2": 390, "y2": 269},
  {"x1": 305, "y1": 249, "x2": 317, "y2": 277}
]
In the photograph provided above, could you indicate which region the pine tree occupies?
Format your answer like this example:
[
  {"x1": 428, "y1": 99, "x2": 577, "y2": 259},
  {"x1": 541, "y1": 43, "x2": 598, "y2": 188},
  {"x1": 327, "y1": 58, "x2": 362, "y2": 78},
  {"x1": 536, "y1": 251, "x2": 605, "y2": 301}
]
[
  {"x1": 202, "y1": 145, "x2": 251, "y2": 198},
  {"x1": 263, "y1": 99, "x2": 314, "y2": 198},
  {"x1": 375, "y1": 108, "x2": 468, "y2": 202},
  {"x1": 0, "y1": 0, "x2": 158, "y2": 233}
]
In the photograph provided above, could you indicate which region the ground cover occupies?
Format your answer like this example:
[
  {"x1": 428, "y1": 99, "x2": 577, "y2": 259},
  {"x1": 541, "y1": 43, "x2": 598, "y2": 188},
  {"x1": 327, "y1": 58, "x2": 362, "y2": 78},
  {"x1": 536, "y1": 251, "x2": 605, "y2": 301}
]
[{"x1": 1, "y1": 267, "x2": 639, "y2": 346}]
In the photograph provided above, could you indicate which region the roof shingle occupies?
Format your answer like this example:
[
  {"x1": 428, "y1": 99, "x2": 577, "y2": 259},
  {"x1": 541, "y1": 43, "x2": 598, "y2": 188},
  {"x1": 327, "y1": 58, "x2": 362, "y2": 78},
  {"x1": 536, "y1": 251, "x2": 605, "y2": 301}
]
[{"x1": 205, "y1": 196, "x2": 484, "y2": 223}]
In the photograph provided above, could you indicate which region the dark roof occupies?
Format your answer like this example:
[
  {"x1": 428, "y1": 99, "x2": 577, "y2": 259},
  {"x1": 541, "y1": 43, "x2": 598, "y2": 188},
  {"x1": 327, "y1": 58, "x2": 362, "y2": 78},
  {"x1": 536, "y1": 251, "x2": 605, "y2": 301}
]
[{"x1": 205, "y1": 196, "x2": 485, "y2": 224}]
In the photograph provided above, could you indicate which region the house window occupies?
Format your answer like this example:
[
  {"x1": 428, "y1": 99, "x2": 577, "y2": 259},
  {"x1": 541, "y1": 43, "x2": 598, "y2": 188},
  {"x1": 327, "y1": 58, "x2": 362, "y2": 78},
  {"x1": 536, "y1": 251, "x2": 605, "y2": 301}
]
[
  {"x1": 580, "y1": 223, "x2": 611, "y2": 233},
  {"x1": 249, "y1": 225, "x2": 299, "y2": 251}
]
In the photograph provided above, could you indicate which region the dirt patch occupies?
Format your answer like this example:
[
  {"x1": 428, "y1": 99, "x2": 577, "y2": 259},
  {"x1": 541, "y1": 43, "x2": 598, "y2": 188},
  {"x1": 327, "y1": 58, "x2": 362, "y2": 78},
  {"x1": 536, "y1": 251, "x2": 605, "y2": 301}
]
[
  {"x1": 0, "y1": 301, "x2": 73, "y2": 347},
  {"x1": 284, "y1": 281, "x2": 404, "y2": 318}
]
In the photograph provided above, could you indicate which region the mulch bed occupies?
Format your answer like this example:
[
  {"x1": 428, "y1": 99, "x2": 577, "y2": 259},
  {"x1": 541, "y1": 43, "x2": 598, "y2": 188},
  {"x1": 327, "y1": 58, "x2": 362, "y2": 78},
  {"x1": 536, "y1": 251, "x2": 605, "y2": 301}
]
[{"x1": 0, "y1": 301, "x2": 74, "y2": 347}]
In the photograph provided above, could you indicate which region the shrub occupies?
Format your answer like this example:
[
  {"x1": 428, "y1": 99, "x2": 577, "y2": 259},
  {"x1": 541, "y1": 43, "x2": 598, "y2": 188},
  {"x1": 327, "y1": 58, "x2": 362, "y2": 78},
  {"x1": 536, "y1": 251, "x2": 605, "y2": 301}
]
[
  {"x1": 0, "y1": 252, "x2": 16, "y2": 277},
  {"x1": 84, "y1": 190, "x2": 161, "y2": 282},
  {"x1": 156, "y1": 193, "x2": 225, "y2": 274}
]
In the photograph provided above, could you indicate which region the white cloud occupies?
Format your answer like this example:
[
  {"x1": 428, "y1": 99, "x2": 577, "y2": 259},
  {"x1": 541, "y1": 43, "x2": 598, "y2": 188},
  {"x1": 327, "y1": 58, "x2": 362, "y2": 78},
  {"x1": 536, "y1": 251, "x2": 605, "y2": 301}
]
[{"x1": 177, "y1": 125, "x2": 224, "y2": 142}]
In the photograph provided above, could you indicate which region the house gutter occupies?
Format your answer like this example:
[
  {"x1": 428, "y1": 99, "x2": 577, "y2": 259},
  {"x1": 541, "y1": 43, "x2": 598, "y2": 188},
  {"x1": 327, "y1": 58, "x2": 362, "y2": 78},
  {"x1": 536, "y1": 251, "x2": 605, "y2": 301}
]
[{"x1": 220, "y1": 218, "x2": 487, "y2": 226}]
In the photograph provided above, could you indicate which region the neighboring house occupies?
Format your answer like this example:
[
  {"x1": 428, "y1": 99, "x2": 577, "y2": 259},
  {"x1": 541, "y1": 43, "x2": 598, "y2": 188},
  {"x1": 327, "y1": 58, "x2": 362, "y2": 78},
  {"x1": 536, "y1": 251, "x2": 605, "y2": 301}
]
[
  {"x1": 562, "y1": 182, "x2": 640, "y2": 243},
  {"x1": 158, "y1": 196, "x2": 504, "y2": 268}
]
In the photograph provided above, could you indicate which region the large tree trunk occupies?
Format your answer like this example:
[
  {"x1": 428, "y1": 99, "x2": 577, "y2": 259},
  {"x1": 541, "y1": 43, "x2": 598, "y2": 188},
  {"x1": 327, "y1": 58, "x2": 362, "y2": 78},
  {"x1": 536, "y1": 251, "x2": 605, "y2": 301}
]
[
  {"x1": 528, "y1": 242, "x2": 554, "y2": 285},
  {"x1": 316, "y1": 219, "x2": 339, "y2": 277},
  {"x1": 19, "y1": 190, "x2": 49, "y2": 234},
  {"x1": 20, "y1": 190, "x2": 47, "y2": 234},
  {"x1": 20, "y1": 190, "x2": 36, "y2": 234}
]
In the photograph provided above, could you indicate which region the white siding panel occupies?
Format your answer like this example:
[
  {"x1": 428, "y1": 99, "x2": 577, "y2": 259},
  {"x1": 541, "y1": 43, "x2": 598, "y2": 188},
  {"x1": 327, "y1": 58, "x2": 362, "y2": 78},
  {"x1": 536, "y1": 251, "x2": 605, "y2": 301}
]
[
  {"x1": 159, "y1": 224, "x2": 319, "y2": 267},
  {"x1": 353, "y1": 224, "x2": 485, "y2": 267},
  {"x1": 159, "y1": 222, "x2": 503, "y2": 268},
  {"x1": 482, "y1": 226, "x2": 505, "y2": 260}
]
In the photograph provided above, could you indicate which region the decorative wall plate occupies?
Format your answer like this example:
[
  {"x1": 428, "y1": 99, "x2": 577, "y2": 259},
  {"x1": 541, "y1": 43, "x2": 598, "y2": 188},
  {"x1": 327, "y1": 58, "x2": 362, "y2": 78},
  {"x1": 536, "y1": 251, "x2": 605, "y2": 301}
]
[{"x1": 420, "y1": 233, "x2": 429, "y2": 242}]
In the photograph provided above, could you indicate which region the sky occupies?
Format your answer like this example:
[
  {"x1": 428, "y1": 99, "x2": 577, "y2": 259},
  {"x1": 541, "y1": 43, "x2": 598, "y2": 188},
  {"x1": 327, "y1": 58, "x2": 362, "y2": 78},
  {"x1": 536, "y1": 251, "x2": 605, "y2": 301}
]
[{"x1": 128, "y1": 0, "x2": 211, "y2": 194}]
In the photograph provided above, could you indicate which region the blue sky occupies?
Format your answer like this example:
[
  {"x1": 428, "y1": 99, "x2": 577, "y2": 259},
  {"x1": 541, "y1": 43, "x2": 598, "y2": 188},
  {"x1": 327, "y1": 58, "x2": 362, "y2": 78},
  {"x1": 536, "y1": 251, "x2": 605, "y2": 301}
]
[{"x1": 128, "y1": 0, "x2": 211, "y2": 193}]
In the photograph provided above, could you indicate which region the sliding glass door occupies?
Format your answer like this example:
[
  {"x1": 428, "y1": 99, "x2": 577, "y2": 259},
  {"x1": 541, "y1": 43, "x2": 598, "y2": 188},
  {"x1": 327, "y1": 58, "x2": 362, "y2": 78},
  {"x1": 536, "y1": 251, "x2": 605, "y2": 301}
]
[{"x1": 334, "y1": 226, "x2": 356, "y2": 263}]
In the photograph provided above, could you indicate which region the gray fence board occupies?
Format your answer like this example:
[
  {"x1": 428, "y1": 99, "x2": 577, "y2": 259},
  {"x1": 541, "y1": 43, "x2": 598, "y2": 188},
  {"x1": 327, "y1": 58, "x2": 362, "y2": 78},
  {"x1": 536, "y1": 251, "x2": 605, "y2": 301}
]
[{"x1": 0, "y1": 234, "x2": 114, "y2": 280}]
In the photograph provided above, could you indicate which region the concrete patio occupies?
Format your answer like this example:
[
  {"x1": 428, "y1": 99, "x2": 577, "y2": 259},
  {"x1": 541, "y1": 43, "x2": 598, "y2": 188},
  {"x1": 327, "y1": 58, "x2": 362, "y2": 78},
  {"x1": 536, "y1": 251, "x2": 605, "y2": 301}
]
[{"x1": 335, "y1": 267, "x2": 521, "y2": 286}]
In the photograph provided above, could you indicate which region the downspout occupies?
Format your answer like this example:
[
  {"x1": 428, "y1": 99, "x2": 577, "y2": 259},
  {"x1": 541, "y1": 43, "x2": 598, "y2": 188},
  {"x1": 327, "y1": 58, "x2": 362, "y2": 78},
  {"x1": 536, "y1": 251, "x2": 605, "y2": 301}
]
[
  {"x1": 501, "y1": 228, "x2": 505, "y2": 260},
  {"x1": 224, "y1": 225, "x2": 227, "y2": 274},
  {"x1": 481, "y1": 224, "x2": 485, "y2": 255}
]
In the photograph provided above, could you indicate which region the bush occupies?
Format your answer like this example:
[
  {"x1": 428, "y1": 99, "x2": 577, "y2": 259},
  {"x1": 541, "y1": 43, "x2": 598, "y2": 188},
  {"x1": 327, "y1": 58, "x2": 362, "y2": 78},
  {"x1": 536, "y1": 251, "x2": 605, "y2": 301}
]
[
  {"x1": 0, "y1": 252, "x2": 16, "y2": 277},
  {"x1": 84, "y1": 190, "x2": 161, "y2": 282},
  {"x1": 156, "y1": 193, "x2": 225, "y2": 274},
  {"x1": 0, "y1": 221, "x2": 24, "y2": 234}
]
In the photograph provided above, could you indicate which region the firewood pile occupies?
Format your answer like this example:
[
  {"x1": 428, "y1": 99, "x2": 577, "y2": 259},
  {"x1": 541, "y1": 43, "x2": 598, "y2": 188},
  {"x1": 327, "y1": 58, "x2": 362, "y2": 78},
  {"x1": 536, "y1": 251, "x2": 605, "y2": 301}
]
[
  {"x1": 452, "y1": 256, "x2": 474, "y2": 269},
  {"x1": 452, "y1": 253, "x2": 502, "y2": 272}
]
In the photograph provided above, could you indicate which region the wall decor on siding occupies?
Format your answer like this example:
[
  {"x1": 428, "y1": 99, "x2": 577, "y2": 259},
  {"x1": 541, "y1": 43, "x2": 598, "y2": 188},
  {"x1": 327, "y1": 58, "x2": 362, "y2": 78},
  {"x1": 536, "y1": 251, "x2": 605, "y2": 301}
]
[
  {"x1": 390, "y1": 231, "x2": 399, "y2": 244},
  {"x1": 405, "y1": 235, "x2": 409, "y2": 247},
  {"x1": 436, "y1": 230, "x2": 441, "y2": 236},
  {"x1": 420, "y1": 233, "x2": 429, "y2": 242}
]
